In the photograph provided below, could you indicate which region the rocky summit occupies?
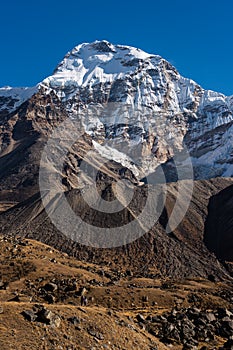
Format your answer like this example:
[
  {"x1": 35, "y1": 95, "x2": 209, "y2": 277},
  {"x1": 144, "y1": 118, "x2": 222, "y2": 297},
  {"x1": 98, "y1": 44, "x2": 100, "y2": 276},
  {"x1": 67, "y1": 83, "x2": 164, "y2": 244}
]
[
  {"x1": 40, "y1": 41, "x2": 233, "y2": 180},
  {"x1": 0, "y1": 40, "x2": 233, "y2": 349}
]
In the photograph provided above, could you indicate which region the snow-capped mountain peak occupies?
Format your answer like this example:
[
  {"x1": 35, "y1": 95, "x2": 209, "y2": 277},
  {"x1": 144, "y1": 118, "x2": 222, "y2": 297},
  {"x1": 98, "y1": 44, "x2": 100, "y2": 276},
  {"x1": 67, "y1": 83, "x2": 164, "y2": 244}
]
[
  {"x1": 40, "y1": 41, "x2": 232, "y2": 116},
  {"x1": 41, "y1": 40, "x2": 162, "y2": 92},
  {"x1": 1, "y1": 40, "x2": 232, "y2": 180}
]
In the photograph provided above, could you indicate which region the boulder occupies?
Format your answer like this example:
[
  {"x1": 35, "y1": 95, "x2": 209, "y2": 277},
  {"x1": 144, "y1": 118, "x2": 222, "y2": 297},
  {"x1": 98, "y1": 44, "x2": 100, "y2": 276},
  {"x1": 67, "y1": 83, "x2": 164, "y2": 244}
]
[
  {"x1": 36, "y1": 307, "x2": 61, "y2": 327},
  {"x1": 43, "y1": 282, "x2": 58, "y2": 292},
  {"x1": 136, "y1": 314, "x2": 146, "y2": 323},
  {"x1": 21, "y1": 310, "x2": 37, "y2": 322}
]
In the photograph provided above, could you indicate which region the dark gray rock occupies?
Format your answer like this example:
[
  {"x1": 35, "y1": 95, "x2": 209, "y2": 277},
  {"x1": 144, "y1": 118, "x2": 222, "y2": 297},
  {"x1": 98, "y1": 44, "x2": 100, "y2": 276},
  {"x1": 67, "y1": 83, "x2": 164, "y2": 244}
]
[
  {"x1": 205, "y1": 312, "x2": 216, "y2": 323},
  {"x1": 8, "y1": 295, "x2": 20, "y2": 302},
  {"x1": 68, "y1": 316, "x2": 81, "y2": 326},
  {"x1": 44, "y1": 294, "x2": 56, "y2": 304},
  {"x1": 136, "y1": 314, "x2": 146, "y2": 323},
  {"x1": 21, "y1": 310, "x2": 37, "y2": 322},
  {"x1": 180, "y1": 319, "x2": 195, "y2": 341},
  {"x1": 43, "y1": 282, "x2": 58, "y2": 292},
  {"x1": 217, "y1": 308, "x2": 232, "y2": 319},
  {"x1": 36, "y1": 307, "x2": 61, "y2": 327},
  {"x1": 87, "y1": 328, "x2": 104, "y2": 340}
]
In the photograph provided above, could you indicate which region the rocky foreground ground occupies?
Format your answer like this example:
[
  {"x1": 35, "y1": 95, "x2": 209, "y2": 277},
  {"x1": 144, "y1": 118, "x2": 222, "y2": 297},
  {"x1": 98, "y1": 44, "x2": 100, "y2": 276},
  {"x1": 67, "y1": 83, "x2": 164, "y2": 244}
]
[{"x1": 0, "y1": 235, "x2": 233, "y2": 350}]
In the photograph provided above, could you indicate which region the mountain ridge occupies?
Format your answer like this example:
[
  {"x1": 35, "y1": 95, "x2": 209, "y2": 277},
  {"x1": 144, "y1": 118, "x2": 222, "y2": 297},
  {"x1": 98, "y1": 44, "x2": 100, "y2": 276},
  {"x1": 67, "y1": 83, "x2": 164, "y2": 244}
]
[{"x1": 1, "y1": 40, "x2": 232, "y2": 180}]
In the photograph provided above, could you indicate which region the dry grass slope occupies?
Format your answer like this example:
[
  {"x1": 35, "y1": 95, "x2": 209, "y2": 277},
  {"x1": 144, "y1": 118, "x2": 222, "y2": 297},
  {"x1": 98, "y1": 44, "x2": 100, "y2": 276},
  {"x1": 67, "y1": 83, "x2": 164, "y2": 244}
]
[{"x1": 0, "y1": 236, "x2": 232, "y2": 349}]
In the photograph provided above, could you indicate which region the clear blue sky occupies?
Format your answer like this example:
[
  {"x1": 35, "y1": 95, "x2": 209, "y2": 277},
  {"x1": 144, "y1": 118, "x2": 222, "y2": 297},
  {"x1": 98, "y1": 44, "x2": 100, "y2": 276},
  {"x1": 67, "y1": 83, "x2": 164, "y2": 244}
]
[{"x1": 1, "y1": 0, "x2": 233, "y2": 95}]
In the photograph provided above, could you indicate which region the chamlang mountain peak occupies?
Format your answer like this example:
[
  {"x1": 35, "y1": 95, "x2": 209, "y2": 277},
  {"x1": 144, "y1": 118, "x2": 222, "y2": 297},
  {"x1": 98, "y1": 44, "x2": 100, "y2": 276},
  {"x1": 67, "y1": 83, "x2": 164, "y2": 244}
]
[{"x1": 0, "y1": 40, "x2": 232, "y2": 280}]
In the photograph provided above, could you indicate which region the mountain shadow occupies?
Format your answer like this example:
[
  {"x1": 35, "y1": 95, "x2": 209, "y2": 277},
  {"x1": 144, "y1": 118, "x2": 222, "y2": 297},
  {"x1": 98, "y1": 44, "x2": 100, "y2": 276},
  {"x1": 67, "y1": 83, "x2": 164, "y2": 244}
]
[{"x1": 204, "y1": 184, "x2": 233, "y2": 261}]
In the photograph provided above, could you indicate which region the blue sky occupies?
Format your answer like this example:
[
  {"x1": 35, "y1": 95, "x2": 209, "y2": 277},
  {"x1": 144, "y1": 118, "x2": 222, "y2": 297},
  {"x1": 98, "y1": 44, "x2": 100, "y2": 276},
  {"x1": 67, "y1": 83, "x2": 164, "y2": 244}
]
[{"x1": 1, "y1": 0, "x2": 233, "y2": 95}]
